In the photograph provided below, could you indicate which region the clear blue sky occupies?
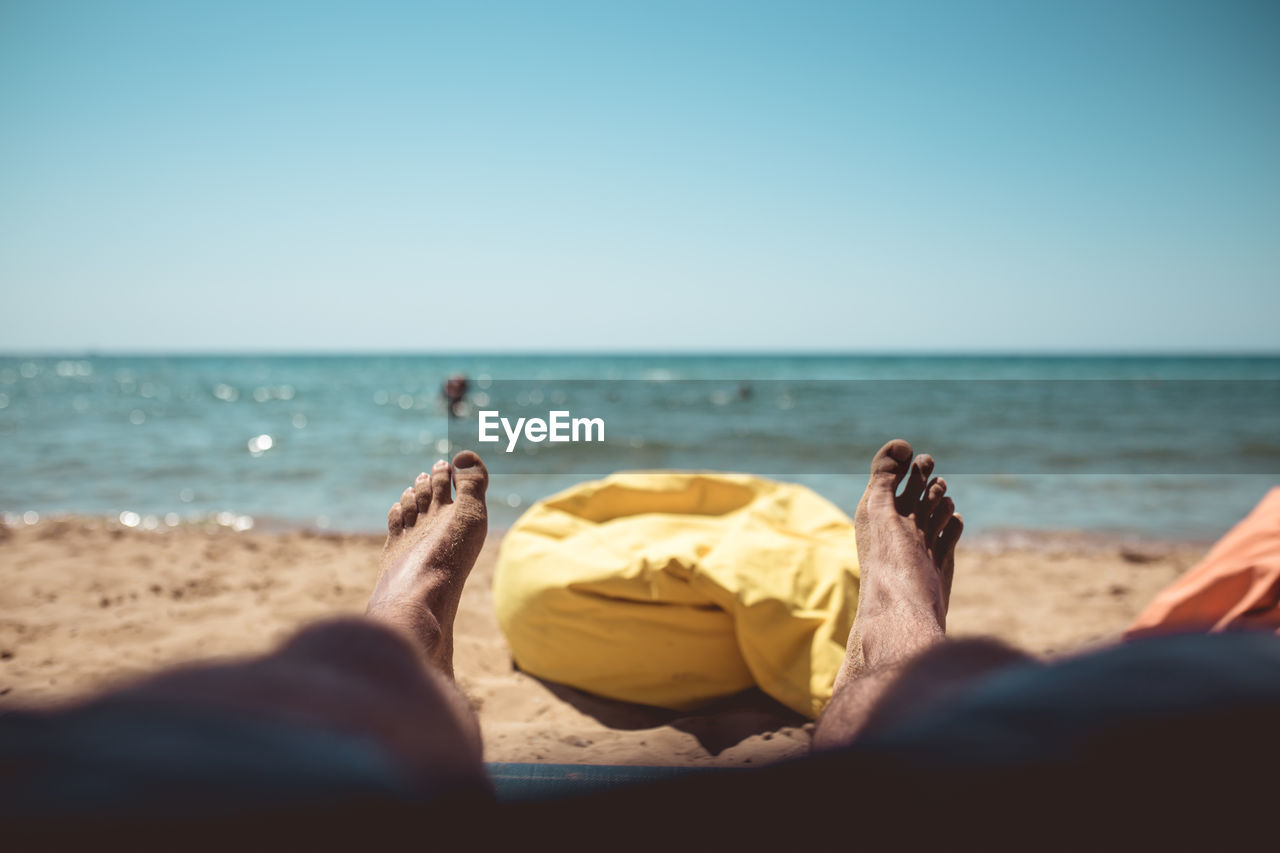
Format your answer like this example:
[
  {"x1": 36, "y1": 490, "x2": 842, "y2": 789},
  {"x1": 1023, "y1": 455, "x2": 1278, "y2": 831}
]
[{"x1": 1, "y1": 0, "x2": 1277, "y2": 352}]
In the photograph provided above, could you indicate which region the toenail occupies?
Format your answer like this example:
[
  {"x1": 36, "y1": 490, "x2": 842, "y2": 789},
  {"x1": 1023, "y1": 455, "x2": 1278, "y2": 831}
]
[{"x1": 433, "y1": 459, "x2": 448, "y2": 470}]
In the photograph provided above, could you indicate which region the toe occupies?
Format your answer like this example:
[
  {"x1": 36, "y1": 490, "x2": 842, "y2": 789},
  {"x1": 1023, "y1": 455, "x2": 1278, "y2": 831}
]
[
  {"x1": 387, "y1": 503, "x2": 403, "y2": 535},
  {"x1": 430, "y1": 459, "x2": 453, "y2": 507},
  {"x1": 917, "y1": 477, "x2": 946, "y2": 528},
  {"x1": 929, "y1": 496, "x2": 955, "y2": 544},
  {"x1": 399, "y1": 487, "x2": 418, "y2": 527},
  {"x1": 868, "y1": 439, "x2": 913, "y2": 494},
  {"x1": 414, "y1": 472, "x2": 432, "y2": 514},
  {"x1": 897, "y1": 454, "x2": 935, "y2": 515},
  {"x1": 938, "y1": 514, "x2": 964, "y2": 561},
  {"x1": 452, "y1": 450, "x2": 489, "y2": 504}
]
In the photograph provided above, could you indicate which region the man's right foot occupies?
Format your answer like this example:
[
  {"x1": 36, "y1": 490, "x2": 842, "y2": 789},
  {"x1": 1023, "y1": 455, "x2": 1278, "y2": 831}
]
[
  {"x1": 841, "y1": 439, "x2": 964, "y2": 684},
  {"x1": 366, "y1": 450, "x2": 489, "y2": 677}
]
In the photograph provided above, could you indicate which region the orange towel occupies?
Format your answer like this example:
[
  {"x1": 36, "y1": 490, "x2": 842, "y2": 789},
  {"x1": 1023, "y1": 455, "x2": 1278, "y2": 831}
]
[{"x1": 1126, "y1": 487, "x2": 1280, "y2": 639}]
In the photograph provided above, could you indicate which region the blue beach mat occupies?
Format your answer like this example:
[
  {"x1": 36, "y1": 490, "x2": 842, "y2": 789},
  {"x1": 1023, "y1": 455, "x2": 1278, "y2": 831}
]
[{"x1": 485, "y1": 762, "x2": 734, "y2": 802}]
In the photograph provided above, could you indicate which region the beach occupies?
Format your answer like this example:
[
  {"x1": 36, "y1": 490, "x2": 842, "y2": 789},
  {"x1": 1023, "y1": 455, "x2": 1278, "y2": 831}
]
[{"x1": 0, "y1": 517, "x2": 1207, "y2": 766}]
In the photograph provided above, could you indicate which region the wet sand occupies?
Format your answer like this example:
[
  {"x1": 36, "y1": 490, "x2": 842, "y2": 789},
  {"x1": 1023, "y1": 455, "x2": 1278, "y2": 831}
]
[{"x1": 0, "y1": 518, "x2": 1206, "y2": 766}]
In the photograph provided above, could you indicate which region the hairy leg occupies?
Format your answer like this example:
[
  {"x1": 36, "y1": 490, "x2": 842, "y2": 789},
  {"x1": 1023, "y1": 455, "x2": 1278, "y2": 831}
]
[
  {"x1": 814, "y1": 440, "x2": 1007, "y2": 749},
  {"x1": 58, "y1": 451, "x2": 494, "y2": 792}
]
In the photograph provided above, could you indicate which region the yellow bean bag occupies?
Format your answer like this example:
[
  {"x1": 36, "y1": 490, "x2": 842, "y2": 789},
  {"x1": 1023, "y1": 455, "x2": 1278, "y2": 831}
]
[{"x1": 493, "y1": 472, "x2": 860, "y2": 718}]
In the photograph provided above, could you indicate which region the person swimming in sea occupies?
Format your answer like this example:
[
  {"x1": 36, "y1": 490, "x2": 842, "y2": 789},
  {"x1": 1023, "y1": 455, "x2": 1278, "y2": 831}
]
[{"x1": 442, "y1": 374, "x2": 468, "y2": 418}]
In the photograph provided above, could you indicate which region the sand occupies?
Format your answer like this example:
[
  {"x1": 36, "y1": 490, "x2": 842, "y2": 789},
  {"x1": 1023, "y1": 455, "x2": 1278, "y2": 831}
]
[{"x1": 0, "y1": 518, "x2": 1207, "y2": 766}]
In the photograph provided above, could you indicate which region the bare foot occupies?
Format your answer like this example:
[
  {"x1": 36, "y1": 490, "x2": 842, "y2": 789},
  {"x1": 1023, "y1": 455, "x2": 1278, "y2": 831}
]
[
  {"x1": 838, "y1": 439, "x2": 963, "y2": 688},
  {"x1": 366, "y1": 450, "x2": 489, "y2": 678}
]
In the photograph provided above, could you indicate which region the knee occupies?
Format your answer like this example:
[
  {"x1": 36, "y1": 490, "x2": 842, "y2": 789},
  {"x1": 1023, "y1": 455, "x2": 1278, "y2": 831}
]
[
  {"x1": 279, "y1": 617, "x2": 429, "y2": 685},
  {"x1": 275, "y1": 618, "x2": 485, "y2": 779},
  {"x1": 861, "y1": 638, "x2": 1035, "y2": 735}
]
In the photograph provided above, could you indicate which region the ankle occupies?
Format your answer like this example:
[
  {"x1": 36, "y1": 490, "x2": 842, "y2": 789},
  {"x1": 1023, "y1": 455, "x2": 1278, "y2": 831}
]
[
  {"x1": 854, "y1": 607, "x2": 944, "y2": 669},
  {"x1": 366, "y1": 598, "x2": 454, "y2": 674}
]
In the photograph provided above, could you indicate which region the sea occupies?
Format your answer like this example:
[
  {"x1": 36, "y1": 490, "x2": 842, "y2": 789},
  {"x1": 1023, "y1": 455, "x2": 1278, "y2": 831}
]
[{"x1": 2, "y1": 355, "x2": 1278, "y2": 541}]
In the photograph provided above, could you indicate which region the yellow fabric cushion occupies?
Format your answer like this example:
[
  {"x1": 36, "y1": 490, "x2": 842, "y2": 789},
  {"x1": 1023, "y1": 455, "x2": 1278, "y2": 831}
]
[{"x1": 493, "y1": 472, "x2": 860, "y2": 718}]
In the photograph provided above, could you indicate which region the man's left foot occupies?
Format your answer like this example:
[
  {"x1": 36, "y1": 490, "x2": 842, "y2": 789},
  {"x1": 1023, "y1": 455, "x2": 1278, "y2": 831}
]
[
  {"x1": 367, "y1": 450, "x2": 489, "y2": 677},
  {"x1": 835, "y1": 439, "x2": 963, "y2": 690}
]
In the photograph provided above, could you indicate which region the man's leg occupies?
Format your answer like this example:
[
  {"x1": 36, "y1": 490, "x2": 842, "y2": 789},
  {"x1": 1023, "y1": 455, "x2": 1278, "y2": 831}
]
[
  {"x1": 814, "y1": 440, "x2": 1029, "y2": 748},
  {"x1": 15, "y1": 451, "x2": 494, "y2": 803},
  {"x1": 366, "y1": 451, "x2": 489, "y2": 680}
]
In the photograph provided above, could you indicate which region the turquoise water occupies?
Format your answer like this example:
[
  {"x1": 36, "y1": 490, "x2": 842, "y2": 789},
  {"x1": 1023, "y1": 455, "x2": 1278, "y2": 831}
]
[{"x1": 1, "y1": 355, "x2": 1277, "y2": 539}]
